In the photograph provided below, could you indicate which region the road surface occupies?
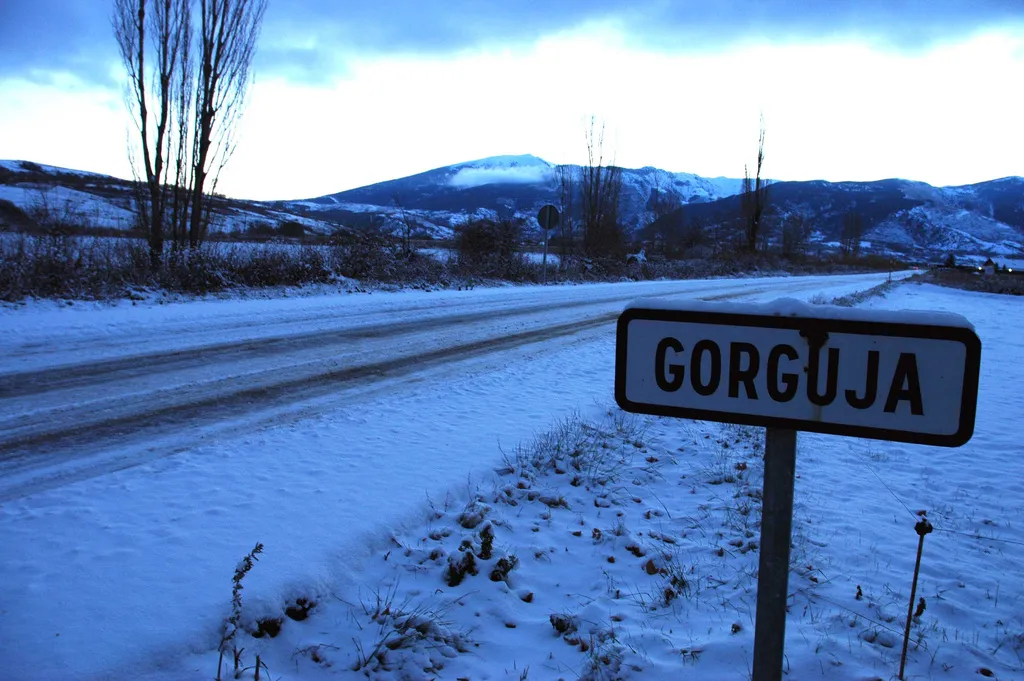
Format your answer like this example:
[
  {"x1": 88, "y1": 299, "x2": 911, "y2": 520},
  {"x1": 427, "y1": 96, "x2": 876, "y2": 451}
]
[{"x1": 0, "y1": 272, "x2": 904, "y2": 499}]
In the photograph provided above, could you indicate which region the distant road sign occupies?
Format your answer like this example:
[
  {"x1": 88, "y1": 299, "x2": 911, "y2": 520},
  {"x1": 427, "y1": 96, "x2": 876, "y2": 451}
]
[
  {"x1": 537, "y1": 205, "x2": 560, "y2": 230},
  {"x1": 615, "y1": 302, "x2": 981, "y2": 447}
]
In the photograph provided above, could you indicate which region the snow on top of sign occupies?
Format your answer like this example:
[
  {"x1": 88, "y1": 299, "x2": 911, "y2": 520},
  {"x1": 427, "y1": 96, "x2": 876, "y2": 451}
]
[{"x1": 625, "y1": 296, "x2": 976, "y2": 330}]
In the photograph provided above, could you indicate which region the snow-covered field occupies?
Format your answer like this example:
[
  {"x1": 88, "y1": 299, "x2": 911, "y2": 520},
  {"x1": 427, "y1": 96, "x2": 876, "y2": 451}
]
[
  {"x1": 1, "y1": 273, "x2": 1021, "y2": 680},
  {"x1": 0, "y1": 184, "x2": 137, "y2": 230},
  {"x1": 418, "y1": 246, "x2": 561, "y2": 266}
]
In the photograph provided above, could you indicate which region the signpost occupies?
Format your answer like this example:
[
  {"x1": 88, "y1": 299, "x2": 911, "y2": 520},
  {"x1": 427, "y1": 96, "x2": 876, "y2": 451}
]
[
  {"x1": 537, "y1": 205, "x2": 560, "y2": 285},
  {"x1": 614, "y1": 299, "x2": 981, "y2": 681}
]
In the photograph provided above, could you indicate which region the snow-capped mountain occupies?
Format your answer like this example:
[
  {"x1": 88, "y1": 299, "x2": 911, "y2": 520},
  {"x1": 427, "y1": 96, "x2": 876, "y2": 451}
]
[
  {"x1": 1, "y1": 155, "x2": 1020, "y2": 261},
  {"x1": 280, "y1": 154, "x2": 743, "y2": 238}
]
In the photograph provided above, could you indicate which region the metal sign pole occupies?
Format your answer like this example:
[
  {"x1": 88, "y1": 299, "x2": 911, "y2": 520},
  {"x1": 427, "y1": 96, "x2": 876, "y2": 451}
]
[
  {"x1": 537, "y1": 205, "x2": 559, "y2": 287},
  {"x1": 614, "y1": 303, "x2": 981, "y2": 681},
  {"x1": 542, "y1": 222, "x2": 549, "y2": 285},
  {"x1": 752, "y1": 427, "x2": 797, "y2": 681}
]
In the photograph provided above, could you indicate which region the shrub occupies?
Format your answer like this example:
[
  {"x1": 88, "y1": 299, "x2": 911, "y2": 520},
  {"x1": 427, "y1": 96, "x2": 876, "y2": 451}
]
[
  {"x1": 927, "y1": 269, "x2": 1024, "y2": 296},
  {"x1": 454, "y1": 218, "x2": 536, "y2": 281},
  {"x1": 217, "y1": 542, "x2": 264, "y2": 681},
  {"x1": 0, "y1": 233, "x2": 151, "y2": 300},
  {"x1": 0, "y1": 199, "x2": 32, "y2": 231},
  {"x1": 160, "y1": 247, "x2": 228, "y2": 294},
  {"x1": 331, "y1": 225, "x2": 402, "y2": 280},
  {"x1": 226, "y1": 244, "x2": 332, "y2": 288},
  {"x1": 278, "y1": 220, "x2": 306, "y2": 239}
]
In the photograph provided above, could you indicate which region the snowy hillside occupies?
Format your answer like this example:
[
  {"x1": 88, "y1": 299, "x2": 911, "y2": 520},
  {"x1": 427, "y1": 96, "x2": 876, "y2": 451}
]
[
  {"x1": 647, "y1": 176, "x2": 1024, "y2": 259},
  {"x1": 871, "y1": 205, "x2": 1022, "y2": 256},
  {"x1": 0, "y1": 159, "x2": 338, "y2": 236},
  {"x1": 2, "y1": 155, "x2": 1020, "y2": 260},
  {"x1": 284, "y1": 154, "x2": 745, "y2": 237}
]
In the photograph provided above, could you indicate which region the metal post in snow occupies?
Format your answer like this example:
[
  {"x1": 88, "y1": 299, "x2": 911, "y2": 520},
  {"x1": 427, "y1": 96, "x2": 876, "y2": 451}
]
[
  {"x1": 898, "y1": 517, "x2": 933, "y2": 680},
  {"x1": 614, "y1": 304, "x2": 980, "y2": 679},
  {"x1": 752, "y1": 427, "x2": 798, "y2": 681},
  {"x1": 542, "y1": 228, "x2": 549, "y2": 285}
]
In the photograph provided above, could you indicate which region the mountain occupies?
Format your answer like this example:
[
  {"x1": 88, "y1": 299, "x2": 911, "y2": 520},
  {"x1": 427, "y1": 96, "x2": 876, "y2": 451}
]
[
  {"x1": 279, "y1": 154, "x2": 743, "y2": 238},
  {"x1": 1, "y1": 156, "x2": 1021, "y2": 261},
  {"x1": 643, "y1": 176, "x2": 1024, "y2": 259}
]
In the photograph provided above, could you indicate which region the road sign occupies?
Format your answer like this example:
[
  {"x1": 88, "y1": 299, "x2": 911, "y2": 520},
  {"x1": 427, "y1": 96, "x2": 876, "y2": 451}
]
[
  {"x1": 537, "y1": 204, "x2": 560, "y2": 230},
  {"x1": 615, "y1": 300, "x2": 981, "y2": 447},
  {"x1": 614, "y1": 297, "x2": 981, "y2": 681},
  {"x1": 537, "y1": 205, "x2": 560, "y2": 284}
]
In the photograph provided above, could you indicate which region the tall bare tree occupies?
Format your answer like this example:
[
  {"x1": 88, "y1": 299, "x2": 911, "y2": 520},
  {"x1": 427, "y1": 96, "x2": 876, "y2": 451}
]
[
  {"x1": 840, "y1": 211, "x2": 863, "y2": 259},
  {"x1": 169, "y1": 2, "x2": 194, "y2": 251},
  {"x1": 392, "y1": 192, "x2": 414, "y2": 258},
  {"x1": 188, "y1": 0, "x2": 267, "y2": 247},
  {"x1": 113, "y1": 0, "x2": 267, "y2": 260},
  {"x1": 740, "y1": 117, "x2": 770, "y2": 252},
  {"x1": 555, "y1": 163, "x2": 578, "y2": 269},
  {"x1": 113, "y1": 0, "x2": 192, "y2": 266},
  {"x1": 580, "y1": 117, "x2": 625, "y2": 261}
]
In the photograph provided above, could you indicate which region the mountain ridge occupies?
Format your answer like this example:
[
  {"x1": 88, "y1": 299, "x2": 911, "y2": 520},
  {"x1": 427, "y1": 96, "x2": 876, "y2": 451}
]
[{"x1": 1, "y1": 156, "x2": 1021, "y2": 260}]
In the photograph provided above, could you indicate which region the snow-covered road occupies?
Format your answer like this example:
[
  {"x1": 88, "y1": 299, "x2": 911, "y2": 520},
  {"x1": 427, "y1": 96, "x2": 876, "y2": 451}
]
[
  {"x1": 0, "y1": 273, "x2": 903, "y2": 501},
  {"x1": 0, "y1": 272, "x2": 910, "y2": 680}
]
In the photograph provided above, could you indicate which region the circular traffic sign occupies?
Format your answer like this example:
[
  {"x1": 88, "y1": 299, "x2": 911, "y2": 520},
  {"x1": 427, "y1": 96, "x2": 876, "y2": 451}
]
[{"x1": 537, "y1": 204, "x2": 560, "y2": 230}]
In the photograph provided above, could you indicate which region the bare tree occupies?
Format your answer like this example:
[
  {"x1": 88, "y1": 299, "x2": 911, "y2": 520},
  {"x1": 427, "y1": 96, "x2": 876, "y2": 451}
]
[
  {"x1": 649, "y1": 171, "x2": 681, "y2": 223},
  {"x1": 113, "y1": 0, "x2": 267, "y2": 261},
  {"x1": 113, "y1": 0, "x2": 192, "y2": 267},
  {"x1": 780, "y1": 213, "x2": 811, "y2": 258},
  {"x1": 188, "y1": 0, "x2": 268, "y2": 247},
  {"x1": 169, "y1": 2, "x2": 194, "y2": 251},
  {"x1": 840, "y1": 211, "x2": 863, "y2": 259},
  {"x1": 580, "y1": 116, "x2": 625, "y2": 261},
  {"x1": 391, "y1": 192, "x2": 414, "y2": 258},
  {"x1": 554, "y1": 163, "x2": 578, "y2": 270},
  {"x1": 740, "y1": 117, "x2": 770, "y2": 252}
]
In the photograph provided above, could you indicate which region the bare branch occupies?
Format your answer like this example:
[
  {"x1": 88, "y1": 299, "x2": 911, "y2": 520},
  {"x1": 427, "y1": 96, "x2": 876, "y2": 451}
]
[
  {"x1": 188, "y1": 0, "x2": 268, "y2": 246},
  {"x1": 741, "y1": 116, "x2": 771, "y2": 252}
]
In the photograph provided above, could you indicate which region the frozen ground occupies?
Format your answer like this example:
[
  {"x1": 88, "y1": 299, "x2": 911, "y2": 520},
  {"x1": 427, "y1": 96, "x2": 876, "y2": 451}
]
[
  {"x1": 0, "y1": 184, "x2": 137, "y2": 230},
  {"x1": 2, "y1": 272, "x2": 1021, "y2": 680}
]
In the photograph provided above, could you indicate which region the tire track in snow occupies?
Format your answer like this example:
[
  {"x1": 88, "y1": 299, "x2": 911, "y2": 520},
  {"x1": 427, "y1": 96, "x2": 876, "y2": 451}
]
[
  {"x1": 0, "y1": 313, "x2": 618, "y2": 456},
  {"x1": 0, "y1": 275, "x2": 886, "y2": 499},
  {"x1": 0, "y1": 283, "x2": 739, "y2": 398},
  {"x1": 0, "y1": 286, "x2": 781, "y2": 464}
]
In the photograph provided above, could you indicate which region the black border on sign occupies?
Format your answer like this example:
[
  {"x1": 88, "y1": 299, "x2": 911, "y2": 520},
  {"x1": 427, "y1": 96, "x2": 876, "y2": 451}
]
[{"x1": 614, "y1": 307, "x2": 982, "y2": 448}]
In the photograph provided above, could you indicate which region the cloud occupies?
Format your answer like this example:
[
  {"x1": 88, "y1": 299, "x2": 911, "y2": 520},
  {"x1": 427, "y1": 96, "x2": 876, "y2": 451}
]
[
  {"x1": 0, "y1": 0, "x2": 119, "y2": 85},
  {"x1": 448, "y1": 164, "x2": 554, "y2": 189},
  {"x1": 260, "y1": 0, "x2": 1024, "y2": 80},
  {"x1": 1, "y1": 0, "x2": 1021, "y2": 85}
]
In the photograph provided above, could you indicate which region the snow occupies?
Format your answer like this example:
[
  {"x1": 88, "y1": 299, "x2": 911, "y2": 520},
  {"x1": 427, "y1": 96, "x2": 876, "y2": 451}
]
[
  {"x1": 0, "y1": 159, "x2": 107, "y2": 178},
  {"x1": 0, "y1": 184, "x2": 338, "y2": 235},
  {"x1": 962, "y1": 255, "x2": 1024, "y2": 270},
  {"x1": 1, "y1": 273, "x2": 1021, "y2": 680},
  {"x1": 0, "y1": 185, "x2": 136, "y2": 229},
  {"x1": 868, "y1": 205, "x2": 1023, "y2": 257},
  {"x1": 453, "y1": 154, "x2": 552, "y2": 169},
  {"x1": 626, "y1": 290, "x2": 974, "y2": 328},
  {"x1": 418, "y1": 247, "x2": 561, "y2": 266}
]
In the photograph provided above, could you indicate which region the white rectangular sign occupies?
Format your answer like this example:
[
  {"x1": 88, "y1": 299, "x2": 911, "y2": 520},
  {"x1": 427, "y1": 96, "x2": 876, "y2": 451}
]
[{"x1": 615, "y1": 301, "x2": 981, "y2": 446}]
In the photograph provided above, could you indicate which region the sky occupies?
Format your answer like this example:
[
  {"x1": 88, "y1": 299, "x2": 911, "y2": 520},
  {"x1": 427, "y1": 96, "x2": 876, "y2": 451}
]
[{"x1": 0, "y1": 1, "x2": 1022, "y2": 201}]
